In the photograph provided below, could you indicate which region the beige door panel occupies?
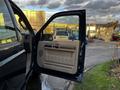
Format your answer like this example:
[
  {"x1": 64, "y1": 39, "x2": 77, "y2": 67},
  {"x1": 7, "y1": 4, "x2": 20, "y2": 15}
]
[{"x1": 37, "y1": 41, "x2": 79, "y2": 74}]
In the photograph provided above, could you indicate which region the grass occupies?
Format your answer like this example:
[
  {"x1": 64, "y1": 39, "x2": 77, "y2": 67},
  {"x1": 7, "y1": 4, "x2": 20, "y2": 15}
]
[{"x1": 74, "y1": 61, "x2": 120, "y2": 90}]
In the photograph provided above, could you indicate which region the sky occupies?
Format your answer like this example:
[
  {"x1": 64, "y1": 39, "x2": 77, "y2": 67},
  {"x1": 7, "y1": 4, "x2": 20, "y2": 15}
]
[{"x1": 12, "y1": 0, "x2": 120, "y2": 24}]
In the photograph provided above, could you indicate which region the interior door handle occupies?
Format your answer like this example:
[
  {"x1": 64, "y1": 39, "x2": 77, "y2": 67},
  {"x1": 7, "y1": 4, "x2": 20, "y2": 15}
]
[{"x1": 45, "y1": 44, "x2": 60, "y2": 48}]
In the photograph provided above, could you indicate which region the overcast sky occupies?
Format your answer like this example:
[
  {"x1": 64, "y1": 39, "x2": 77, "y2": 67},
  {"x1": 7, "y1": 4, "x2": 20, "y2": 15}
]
[{"x1": 12, "y1": 0, "x2": 120, "y2": 24}]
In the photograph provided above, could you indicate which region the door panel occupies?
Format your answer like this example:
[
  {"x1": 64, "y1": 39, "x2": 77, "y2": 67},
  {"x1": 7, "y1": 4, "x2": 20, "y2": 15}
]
[
  {"x1": 35, "y1": 10, "x2": 86, "y2": 81},
  {"x1": 0, "y1": 42, "x2": 23, "y2": 61},
  {"x1": 37, "y1": 41, "x2": 79, "y2": 74},
  {"x1": 37, "y1": 15, "x2": 80, "y2": 75},
  {"x1": 0, "y1": 40, "x2": 26, "y2": 80},
  {"x1": 0, "y1": 50, "x2": 26, "y2": 80}
]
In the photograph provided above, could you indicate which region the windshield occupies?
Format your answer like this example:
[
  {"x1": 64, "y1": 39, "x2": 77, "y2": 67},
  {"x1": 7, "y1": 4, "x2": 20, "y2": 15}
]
[{"x1": 0, "y1": 0, "x2": 16, "y2": 44}]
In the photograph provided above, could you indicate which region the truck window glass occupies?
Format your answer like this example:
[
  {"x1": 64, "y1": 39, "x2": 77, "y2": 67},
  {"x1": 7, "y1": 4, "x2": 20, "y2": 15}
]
[
  {"x1": 0, "y1": 0, "x2": 17, "y2": 46},
  {"x1": 43, "y1": 16, "x2": 79, "y2": 41}
]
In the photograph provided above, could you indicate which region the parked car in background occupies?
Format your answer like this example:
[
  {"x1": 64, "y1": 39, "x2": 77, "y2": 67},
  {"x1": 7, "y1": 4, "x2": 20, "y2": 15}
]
[
  {"x1": 53, "y1": 30, "x2": 69, "y2": 41},
  {"x1": 112, "y1": 28, "x2": 120, "y2": 41},
  {"x1": 69, "y1": 30, "x2": 79, "y2": 40}
]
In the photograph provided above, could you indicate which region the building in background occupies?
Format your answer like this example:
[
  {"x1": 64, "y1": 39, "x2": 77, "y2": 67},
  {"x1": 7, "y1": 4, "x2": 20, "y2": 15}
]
[{"x1": 15, "y1": 10, "x2": 119, "y2": 42}]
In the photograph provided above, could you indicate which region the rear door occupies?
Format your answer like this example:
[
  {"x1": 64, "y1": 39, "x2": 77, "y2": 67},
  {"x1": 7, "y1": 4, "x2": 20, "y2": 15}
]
[
  {"x1": 35, "y1": 10, "x2": 86, "y2": 82},
  {"x1": 0, "y1": 0, "x2": 26, "y2": 80}
]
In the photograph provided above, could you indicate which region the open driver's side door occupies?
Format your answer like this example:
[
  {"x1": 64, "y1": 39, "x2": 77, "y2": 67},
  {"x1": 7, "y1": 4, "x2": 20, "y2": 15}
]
[{"x1": 33, "y1": 10, "x2": 86, "y2": 82}]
